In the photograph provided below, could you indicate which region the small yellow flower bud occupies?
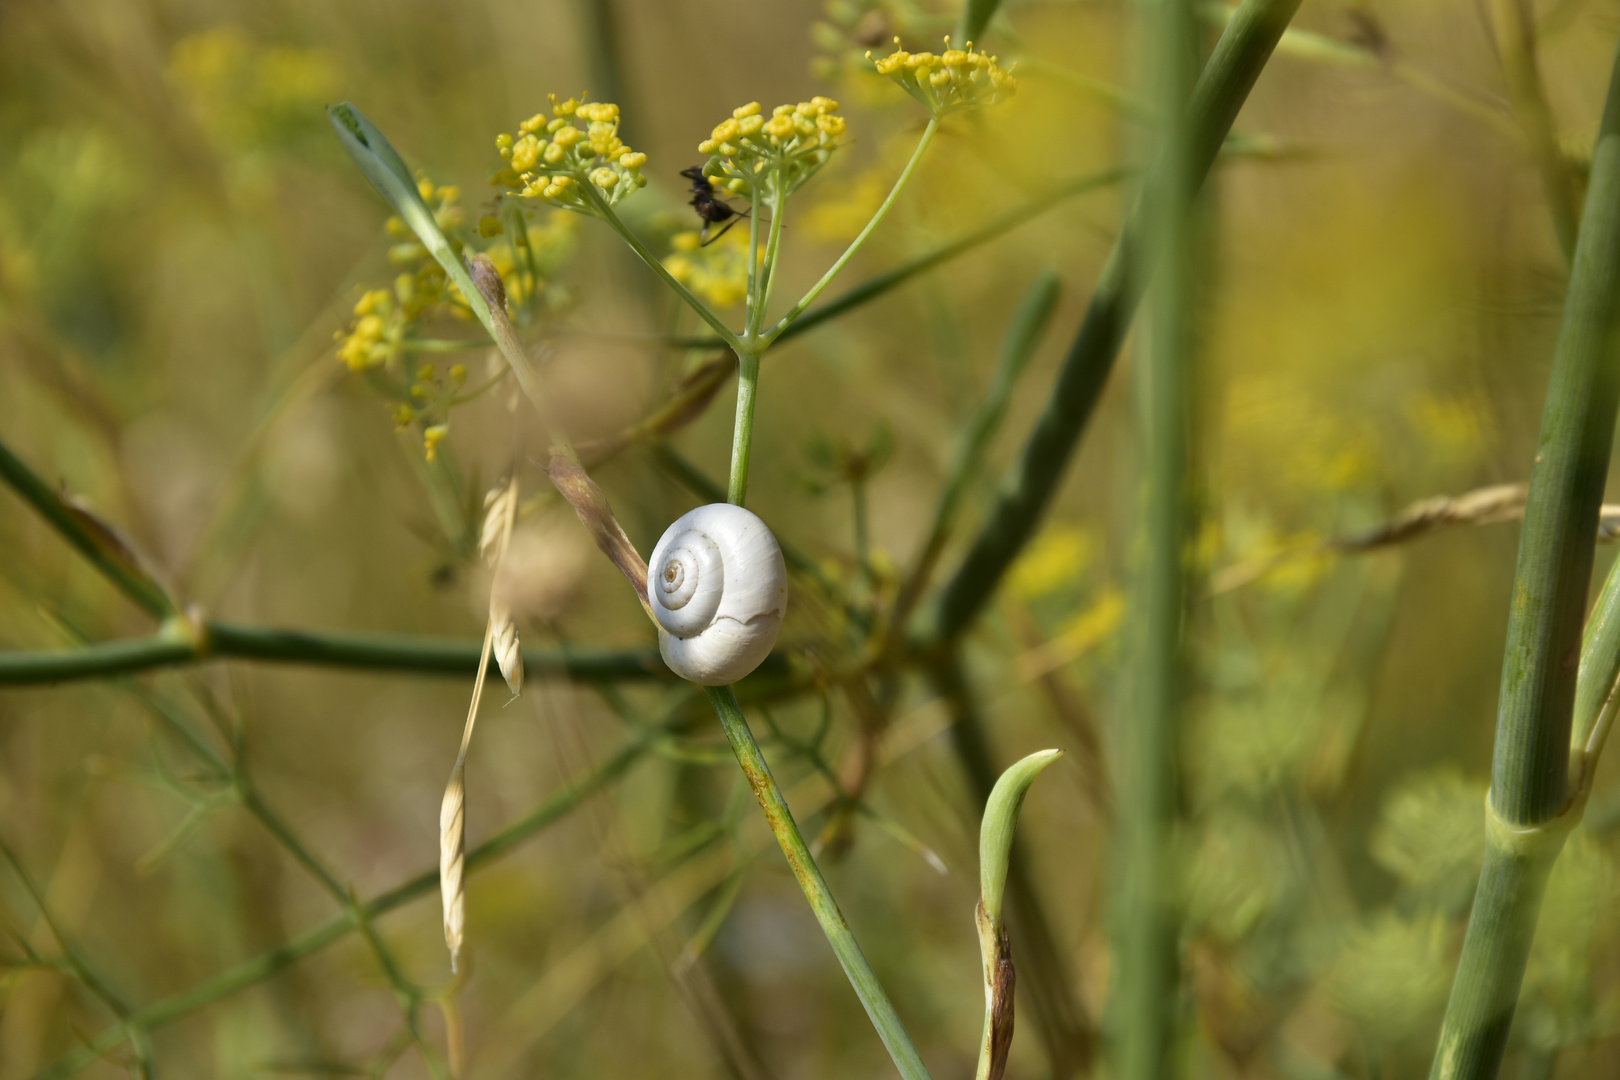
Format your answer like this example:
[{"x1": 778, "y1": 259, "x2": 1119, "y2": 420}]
[
  {"x1": 495, "y1": 132, "x2": 513, "y2": 149},
  {"x1": 698, "y1": 138, "x2": 718, "y2": 154},
  {"x1": 542, "y1": 140, "x2": 565, "y2": 164},
  {"x1": 739, "y1": 114, "x2": 764, "y2": 136},
  {"x1": 711, "y1": 118, "x2": 741, "y2": 143},
  {"x1": 591, "y1": 167, "x2": 619, "y2": 188},
  {"x1": 619, "y1": 151, "x2": 647, "y2": 168},
  {"x1": 552, "y1": 125, "x2": 580, "y2": 148},
  {"x1": 417, "y1": 178, "x2": 435, "y2": 200},
  {"x1": 733, "y1": 101, "x2": 762, "y2": 119}
]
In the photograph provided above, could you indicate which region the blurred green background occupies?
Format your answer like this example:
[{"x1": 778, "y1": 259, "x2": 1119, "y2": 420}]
[{"x1": 2, "y1": 0, "x2": 1620, "y2": 1077}]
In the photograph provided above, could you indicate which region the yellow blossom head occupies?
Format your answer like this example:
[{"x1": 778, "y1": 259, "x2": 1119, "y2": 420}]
[
  {"x1": 695, "y1": 96, "x2": 845, "y2": 207},
  {"x1": 494, "y1": 93, "x2": 648, "y2": 217},
  {"x1": 867, "y1": 37, "x2": 1016, "y2": 116}
]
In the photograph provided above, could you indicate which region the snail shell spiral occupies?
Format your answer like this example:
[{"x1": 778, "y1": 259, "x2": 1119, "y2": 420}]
[{"x1": 648, "y1": 503, "x2": 788, "y2": 685}]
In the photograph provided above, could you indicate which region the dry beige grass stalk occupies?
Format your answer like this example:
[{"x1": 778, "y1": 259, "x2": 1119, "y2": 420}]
[{"x1": 441, "y1": 473, "x2": 522, "y2": 973}]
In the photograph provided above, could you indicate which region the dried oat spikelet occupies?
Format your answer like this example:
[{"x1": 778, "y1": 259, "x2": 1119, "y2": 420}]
[
  {"x1": 482, "y1": 477, "x2": 524, "y2": 693},
  {"x1": 441, "y1": 472, "x2": 522, "y2": 972}
]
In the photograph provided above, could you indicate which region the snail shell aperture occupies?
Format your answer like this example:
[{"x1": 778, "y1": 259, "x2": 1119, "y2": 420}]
[{"x1": 648, "y1": 503, "x2": 788, "y2": 685}]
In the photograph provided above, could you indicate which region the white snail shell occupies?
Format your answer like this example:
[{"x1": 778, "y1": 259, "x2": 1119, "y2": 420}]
[{"x1": 648, "y1": 503, "x2": 788, "y2": 685}]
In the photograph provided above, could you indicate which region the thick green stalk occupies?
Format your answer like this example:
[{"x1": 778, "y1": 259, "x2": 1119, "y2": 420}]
[
  {"x1": 35, "y1": 737, "x2": 652, "y2": 1080},
  {"x1": 728, "y1": 350, "x2": 761, "y2": 505},
  {"x1": 922, "y1": 0, "x2": 1305, "y2": 646},
  {"x1": 0, "y1": 623, "x2": 680, "y2": 686},
  {"x1": 704, "y1": 685, "x2": 934, "y2": 1080},
  {"x1": 1117, "y1": 0, "x2": 1199, "y2": 1073},
  {"x1": 1429, "y1": 33, "x2": 1620, "y2": 1080}
]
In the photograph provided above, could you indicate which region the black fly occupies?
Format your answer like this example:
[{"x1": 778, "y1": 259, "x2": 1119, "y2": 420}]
[{"x1": 680, "y1": 166, "x2": 748, "y2": 246}]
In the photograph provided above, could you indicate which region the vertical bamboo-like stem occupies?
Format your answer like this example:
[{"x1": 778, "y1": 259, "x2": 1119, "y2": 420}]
[
  {"x1": 704, "y1": 685, "x2": 934, "y2": 1080},
  {"x1": 1428, "y1": 34, "x2": 1620, "y2": 1080},
  {"x1": 1117, "y1": 0, "x2": 1198, "y2": 1076}
]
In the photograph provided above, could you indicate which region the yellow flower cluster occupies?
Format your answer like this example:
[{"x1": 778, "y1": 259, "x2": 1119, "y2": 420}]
[
  {"x1": 336, "y1": 287, "x2": 402, "y2": 371},
  {"x1": 662, "y1": 228, "x2": 758, "y2": 308},
  {"x1": 696, "y1": 98, "x2": 846, "y2": 205},
  {"x1": 495, "y1": 96, "x2": 648, "y2": 215},
  {"x1": 867, "y1": 37, "x2": 1016, "y2": 115}
]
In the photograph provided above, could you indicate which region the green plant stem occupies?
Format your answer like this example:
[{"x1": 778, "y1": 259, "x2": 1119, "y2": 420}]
[
  {"x1": 919, "y1": 0, "x2": 1305, "y2": 647},
  {"x1": 728, "y1": 350, "x2": 762, "y2": 506},
  {"x1": 703, "y1": 685, "x2": 934, "y2": 1080},
  {"x1": 0, "y1": 438, "x2": 176, "y2": 620},
  {"x1": 0, "y1": 623, "x2": 679, "y2": 686},
  {"x1": 1118, "y1": 0, "x2": 1199, "y2": 1073},
  {"x1": 757, "y1": 171, "x2": 789, "y2": 326},
  {"x1": 35, "y1": 736, "x2": 653, "y2": 1080},
  {"x1": 1428, "y1": 32, "x2": 1620, "y2": 1080},
  {"x1": 589, "y1": 189, "x2": 744, "y2": 352},
  {"x1": 763, "y1": 118, "x2": 941, "y2": 345},
  {"x1": 745, "y1": 181, "x2": 765, "y2": 338}
]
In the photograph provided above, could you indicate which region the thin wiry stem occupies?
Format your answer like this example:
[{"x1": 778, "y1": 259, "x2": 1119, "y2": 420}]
[
  {"x1": 762, "y1": 117, "x2": 941, "y2": 345},
  {"x1": 33, "y1": 733, "x2": 656, "y2": 1080},
  {"x1": 584, "y1": 186, "x2": 743, "y2": 352}
]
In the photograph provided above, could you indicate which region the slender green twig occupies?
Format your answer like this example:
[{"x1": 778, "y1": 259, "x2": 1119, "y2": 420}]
[
  {"x1": 0, "y1": 438, "x2": 176, "y2": 620},
  {"x1": 704, "y1": 685, "x2": 934, "y2": 1080},
  {"x1": 919, "y1": 0, "x2": 1306, "y2": 648},
  {"x1": 1117, "y1": 0, "x2": 1199, "y2": 1072},
  {"x1": 762, "y1": 118, "x2": 942, "y2": 345},
  {"x1": 0, "y1": 843, "x2": 154, "y2": 1077},
  {"x1": 1429, "y1": 33, "x2": 1620, "y2": 1080},
  {"x1": 34, "y1": 735, "x2": 654, "y2": 1080},
  {"x1": 587, "y1": 188, "x2": 745, "y2": 352},
  {"x1": 0, "y1": 622, "x2": 678, "y2": 687}
]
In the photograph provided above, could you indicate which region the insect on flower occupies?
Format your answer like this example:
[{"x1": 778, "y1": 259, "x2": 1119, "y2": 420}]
[{"x1": 680, "y1": 166, "x2": 749, "y2": 246}]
